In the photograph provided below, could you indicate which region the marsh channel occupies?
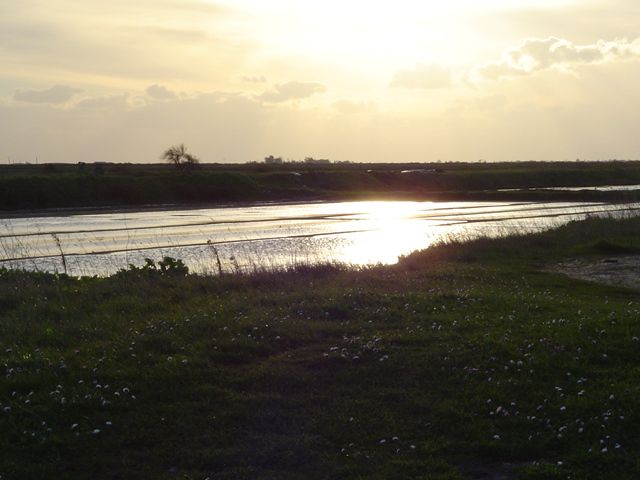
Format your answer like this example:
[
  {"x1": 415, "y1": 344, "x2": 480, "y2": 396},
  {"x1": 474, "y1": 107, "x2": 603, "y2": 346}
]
[{"x1": 1, "y1": 200, "x2": 638, "y2": 276}]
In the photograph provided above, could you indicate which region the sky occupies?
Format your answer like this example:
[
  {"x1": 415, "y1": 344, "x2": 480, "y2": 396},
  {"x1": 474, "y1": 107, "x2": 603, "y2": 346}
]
[{"x1": 2, "y1": 0, "x2": 640, "y2": 163}]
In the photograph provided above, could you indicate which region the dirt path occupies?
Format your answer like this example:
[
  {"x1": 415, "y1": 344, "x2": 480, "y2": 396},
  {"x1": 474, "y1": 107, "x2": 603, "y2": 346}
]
[{"x1": 554, "y1": 255, "x2": 640, "y2": 290}]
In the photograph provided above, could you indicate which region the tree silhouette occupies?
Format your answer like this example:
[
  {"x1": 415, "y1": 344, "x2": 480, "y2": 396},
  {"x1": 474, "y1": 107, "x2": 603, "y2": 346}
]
[{"x1": 161, "y1": 144, "x2": 199, "y2": 168}]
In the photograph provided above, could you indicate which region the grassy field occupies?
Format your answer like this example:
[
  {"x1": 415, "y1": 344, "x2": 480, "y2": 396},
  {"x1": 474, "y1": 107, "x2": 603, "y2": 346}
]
[
  {"x1": 3, "y1": 161, "x2": 640, "y2": 212},
  {"x1": 1, "y1": 215, "x2": 640, "y2": 479}
]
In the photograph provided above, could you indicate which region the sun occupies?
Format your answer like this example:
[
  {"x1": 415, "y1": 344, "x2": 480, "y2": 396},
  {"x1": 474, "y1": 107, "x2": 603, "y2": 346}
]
[{"x1": 214, "y1": 0, "x2": 582, "y2": 74}]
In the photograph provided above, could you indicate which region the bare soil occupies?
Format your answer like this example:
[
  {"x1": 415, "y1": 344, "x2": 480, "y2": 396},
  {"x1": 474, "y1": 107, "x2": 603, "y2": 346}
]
[{"x1": 554, "y1": 255, "x2": 640, "y2": 290}]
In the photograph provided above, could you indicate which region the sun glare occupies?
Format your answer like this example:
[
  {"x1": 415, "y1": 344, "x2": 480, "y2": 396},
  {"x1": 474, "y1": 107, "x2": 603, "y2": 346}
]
[{"x1": 217, "y1": 0, "x2": 581, "y2": 70}]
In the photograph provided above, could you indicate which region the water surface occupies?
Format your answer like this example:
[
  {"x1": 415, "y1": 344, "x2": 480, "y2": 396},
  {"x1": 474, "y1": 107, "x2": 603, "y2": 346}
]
[{"x1": 1, "y1": 200, "x2": 637, "y2": 276}]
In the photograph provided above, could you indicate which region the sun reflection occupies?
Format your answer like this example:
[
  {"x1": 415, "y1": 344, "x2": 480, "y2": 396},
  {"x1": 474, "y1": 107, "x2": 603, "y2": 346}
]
[{"x1": 334, "y1": 201, "x2": 462, "y2": 265}]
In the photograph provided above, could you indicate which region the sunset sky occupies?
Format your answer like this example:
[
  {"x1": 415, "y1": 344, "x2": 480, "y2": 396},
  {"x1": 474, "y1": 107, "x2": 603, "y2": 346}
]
[{"x1": 2, "y1": 0, "x2": 640, "y2": 163}]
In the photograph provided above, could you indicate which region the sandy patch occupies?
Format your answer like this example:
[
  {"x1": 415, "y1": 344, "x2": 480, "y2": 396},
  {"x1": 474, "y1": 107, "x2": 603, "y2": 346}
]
[{"x1": 554, "y1": 255, "x2": 640, "y2": 290}]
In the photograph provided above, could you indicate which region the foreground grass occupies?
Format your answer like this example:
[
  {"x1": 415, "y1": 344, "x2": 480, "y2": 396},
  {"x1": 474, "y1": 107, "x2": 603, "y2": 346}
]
[{"x1": 1, "y1": 216, "x2": 640, "y2": 479}]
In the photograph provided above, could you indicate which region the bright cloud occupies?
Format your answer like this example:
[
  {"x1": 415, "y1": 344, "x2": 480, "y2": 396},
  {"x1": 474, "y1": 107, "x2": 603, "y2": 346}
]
[
  {"x1": 258, "y1": 82, "x2": 326, "y2": 103},
  {"x1": 391, "y1": 64, "x2": 452, "y2": 89},
  {"x1": 478, "y1": 37, "x2": 640, "y2": 79}
]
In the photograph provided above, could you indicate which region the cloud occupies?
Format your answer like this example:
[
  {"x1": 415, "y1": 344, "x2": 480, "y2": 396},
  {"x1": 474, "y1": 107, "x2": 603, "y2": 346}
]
[
  {"x1": 391, "y1": 64, "x2": 451, "y2": 89},
  {"x1": 4, "y1": 60, "x2": 640, "y2": 164},
  {"x1": 478, "y1": 37, "x2": 640, "y2": 80},
  {"x1": 333, "y1": 100, "x2": 376, "y2": 114},
  {"x1": 121, "y1": 26, "x2": 212, "y2": 44},
  {"x1": 0, "y1": 90, "x2": 270, "y2": 163},
  {"x1": 242, "y1": 75, "x2": 267, "y2": 84},
  {"x1": 76, "y1": 94, "x2": 130, "y2": 110},
  {"x1": 13, "y1": 85, "x2": 82, "y2": 104},
  {"x1": 483, "y1": 2, "x2": 640, "y2": 46},
  {"x1": 258, "y1": 81, "x2": 326, "y2": 102},
  {"x1": 145, "y1": 84, "x2": 177, "y2": 100},
  {"x1": 0, "y1": 1, "x2": 252, "y2": 87}
]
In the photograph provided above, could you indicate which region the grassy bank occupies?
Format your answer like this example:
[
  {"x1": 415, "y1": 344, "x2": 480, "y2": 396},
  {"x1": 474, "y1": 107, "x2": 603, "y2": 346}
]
[
  {"x1": 3, "y1": 161, "x2": 640, "y2": 211},
  {"x1": 1, "y1": 216, "x2": 640, "y2": 479}
]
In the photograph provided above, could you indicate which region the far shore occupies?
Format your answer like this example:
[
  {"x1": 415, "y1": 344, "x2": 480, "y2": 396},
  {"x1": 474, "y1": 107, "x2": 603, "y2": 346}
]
[
  {"x1": 3, "y1": 160, "x2": 640, "y2": 216},
  {"x1": 2, "y1": 188, "x2": 640, "y2": 220}
]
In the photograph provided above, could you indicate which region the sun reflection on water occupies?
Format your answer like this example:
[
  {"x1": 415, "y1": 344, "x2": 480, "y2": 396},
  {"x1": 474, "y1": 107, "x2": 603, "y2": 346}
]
[
  {"x1": 332, "y1": 202, "x2": 461, "y2": 265},
  {"x1": 2, "y1": 200, "x2": 635, "y2": 276}
]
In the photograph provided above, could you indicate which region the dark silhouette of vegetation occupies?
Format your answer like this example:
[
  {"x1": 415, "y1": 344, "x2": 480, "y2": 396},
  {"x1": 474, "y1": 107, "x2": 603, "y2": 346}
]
[
  {"x1": 264, "y1": 155, "x2": 283, "y2": 164},
  {"x1": 161, "y1": 144, "x2": 199, "y2": 169},
  {"x1": 117, "y1": 256, "x2": 188, "y2": 277},
  {"x1": 3, "y1": 161, "x2": 640, "y2": 211}
]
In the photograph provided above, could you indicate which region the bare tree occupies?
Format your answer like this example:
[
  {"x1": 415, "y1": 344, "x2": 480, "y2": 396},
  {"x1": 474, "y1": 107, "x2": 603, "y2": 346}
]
[{"x1": 161, "y1": 144, "x2": 199, "y2": 168}]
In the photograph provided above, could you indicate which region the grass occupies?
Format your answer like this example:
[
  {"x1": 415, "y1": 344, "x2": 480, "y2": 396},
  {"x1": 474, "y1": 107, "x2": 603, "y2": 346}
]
[
  {"x1": 1, "y1": 215, "x2": 640, "y2": 478},
  {"x1": 3, "y1": 161, "x2": 640, "y2": 211}
]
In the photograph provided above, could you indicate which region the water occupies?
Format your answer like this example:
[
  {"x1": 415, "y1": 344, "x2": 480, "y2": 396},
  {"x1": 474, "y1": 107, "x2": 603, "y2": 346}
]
[
  {"x1": 499, "y1": 184, "x2": 640, "y2": 192},
  {"x1": 1, "y1": 200, "x2": 637, "y2": 276}
]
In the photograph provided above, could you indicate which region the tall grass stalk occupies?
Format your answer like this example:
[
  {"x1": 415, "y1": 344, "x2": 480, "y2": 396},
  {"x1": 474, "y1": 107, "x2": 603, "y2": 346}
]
[{"x1": 51, "y1": 233, "x2": 67, "y2": 275}]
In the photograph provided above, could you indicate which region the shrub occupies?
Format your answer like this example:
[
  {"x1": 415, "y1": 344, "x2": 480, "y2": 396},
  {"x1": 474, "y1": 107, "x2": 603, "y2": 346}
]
[{"x1": 117, "y1": 257, "x2": 189, "y2": 277}]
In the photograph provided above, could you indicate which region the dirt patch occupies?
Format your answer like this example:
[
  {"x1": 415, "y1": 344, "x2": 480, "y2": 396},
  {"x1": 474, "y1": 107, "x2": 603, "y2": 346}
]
[{"x1": 554, "y1": 255, "x2": 640, "y2": 290}]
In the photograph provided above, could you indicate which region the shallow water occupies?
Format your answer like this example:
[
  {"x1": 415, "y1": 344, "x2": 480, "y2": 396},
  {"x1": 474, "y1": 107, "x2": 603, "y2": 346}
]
[
  {"x1": 1, "y1": 200, "x2": 637, "y2": 276},
  {"x1": 499, "y1": 184, "x2": 640, "y2": 192}
]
